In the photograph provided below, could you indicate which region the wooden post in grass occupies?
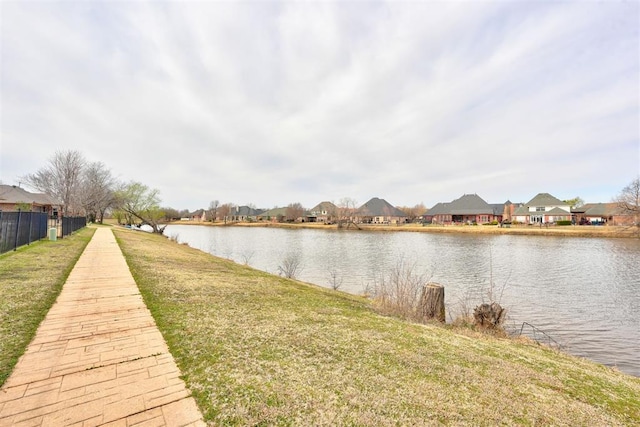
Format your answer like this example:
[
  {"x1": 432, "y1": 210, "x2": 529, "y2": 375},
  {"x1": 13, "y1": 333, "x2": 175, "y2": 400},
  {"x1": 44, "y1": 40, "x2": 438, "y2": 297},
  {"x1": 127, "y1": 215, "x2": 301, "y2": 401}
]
[{"x1": 419, "y1": 283, "x2": 445, "y2": 323}]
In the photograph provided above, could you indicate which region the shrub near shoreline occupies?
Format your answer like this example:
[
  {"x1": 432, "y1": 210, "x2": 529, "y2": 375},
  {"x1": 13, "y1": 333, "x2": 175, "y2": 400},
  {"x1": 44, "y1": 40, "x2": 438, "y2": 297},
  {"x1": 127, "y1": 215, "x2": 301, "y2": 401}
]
[{"x1": 114, "y1": 228, "x2": 640, "y2": 426}]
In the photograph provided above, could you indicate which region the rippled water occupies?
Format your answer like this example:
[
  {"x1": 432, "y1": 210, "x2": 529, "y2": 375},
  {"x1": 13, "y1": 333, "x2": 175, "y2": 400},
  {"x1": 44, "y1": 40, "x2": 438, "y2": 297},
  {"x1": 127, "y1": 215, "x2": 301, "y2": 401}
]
[{"x1": 165, "y1": 224, "x2": 640, "y2": 377}]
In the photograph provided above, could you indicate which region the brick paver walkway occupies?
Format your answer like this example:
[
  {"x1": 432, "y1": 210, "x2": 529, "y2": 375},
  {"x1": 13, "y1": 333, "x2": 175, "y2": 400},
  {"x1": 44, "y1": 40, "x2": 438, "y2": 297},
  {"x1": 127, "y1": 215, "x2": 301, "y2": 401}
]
[{"x1": 0, "y1": 227, "x2": 205, "y2": 426}]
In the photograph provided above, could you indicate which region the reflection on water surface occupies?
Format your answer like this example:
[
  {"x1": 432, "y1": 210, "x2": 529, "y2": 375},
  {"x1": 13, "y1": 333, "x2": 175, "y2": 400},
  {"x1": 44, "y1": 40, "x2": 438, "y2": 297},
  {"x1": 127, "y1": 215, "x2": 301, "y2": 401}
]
[{"x1": 165, "y1": 224, "x2": 640, "y2": 377}]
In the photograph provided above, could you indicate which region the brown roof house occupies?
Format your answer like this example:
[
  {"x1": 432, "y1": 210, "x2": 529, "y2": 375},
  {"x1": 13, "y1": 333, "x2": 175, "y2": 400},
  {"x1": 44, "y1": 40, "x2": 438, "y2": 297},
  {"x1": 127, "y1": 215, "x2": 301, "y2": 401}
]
[
  {"x1": 513, "y1": 193, "x2": 571, "y2": 224},
  {"x1": 0, "y1": 185, "x2": 62, "y2": 217},
  {"x1": 572, "y1": 203, "x2": 634, "y2": 226},
  {"x1": 308, "y1": 201, "x2": 338, "y2": 223},
  {"x1": 228, "y1": 206, "x2": 264, "y2": 222},
  {"x1": 257, "y1": 207, "x2": 289, "y2": 222},
  {"x1": 426, "y1": 194, "x2": 505, "y2": 224},
  {"x1": 355, "y1": 197, "x2": 408, "y2": 224}
]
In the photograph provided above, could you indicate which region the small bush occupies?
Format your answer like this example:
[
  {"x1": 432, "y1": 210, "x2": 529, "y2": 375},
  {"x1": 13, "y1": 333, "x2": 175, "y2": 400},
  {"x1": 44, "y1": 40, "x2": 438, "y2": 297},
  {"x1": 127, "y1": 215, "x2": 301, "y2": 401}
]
[
  {"x1": 277, "y1": 253, "x2": 303, "y2": 279},
  {"x1": 370, "y1": 257, "x2": 431, "y2": 321},
  {"x1": 556, "y1": 220, "x2": 572, "y2": 226},
  {"x1": 327, "y1": 267, "x2": 343, "y2": 290}
]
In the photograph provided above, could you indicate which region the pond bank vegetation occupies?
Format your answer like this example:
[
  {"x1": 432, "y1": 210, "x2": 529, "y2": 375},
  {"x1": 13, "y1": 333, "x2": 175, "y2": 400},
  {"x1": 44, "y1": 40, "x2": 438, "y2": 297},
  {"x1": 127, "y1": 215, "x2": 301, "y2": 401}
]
[{"x1": 113, "y1": 227, "x2": 639, "y2": 426}]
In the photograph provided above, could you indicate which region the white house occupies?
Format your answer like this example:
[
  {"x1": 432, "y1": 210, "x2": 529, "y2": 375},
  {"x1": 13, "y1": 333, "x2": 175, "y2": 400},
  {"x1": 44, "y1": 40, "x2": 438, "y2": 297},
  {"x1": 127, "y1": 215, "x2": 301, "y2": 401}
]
[{"x1": 513, "y1": 193, "x2": 572, "y2": 224}]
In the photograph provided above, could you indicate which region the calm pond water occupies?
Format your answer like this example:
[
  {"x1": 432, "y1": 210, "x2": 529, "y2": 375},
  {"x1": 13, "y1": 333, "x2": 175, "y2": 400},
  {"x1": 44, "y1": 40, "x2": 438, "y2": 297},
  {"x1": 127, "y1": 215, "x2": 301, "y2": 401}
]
[{"x1": 164, "y1": 224, "x2": 640, "y2": 377}]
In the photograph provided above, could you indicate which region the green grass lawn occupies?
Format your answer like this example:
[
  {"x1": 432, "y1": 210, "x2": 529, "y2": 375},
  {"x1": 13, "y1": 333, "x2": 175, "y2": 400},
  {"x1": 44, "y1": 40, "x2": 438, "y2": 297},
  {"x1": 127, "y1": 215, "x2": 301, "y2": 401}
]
[
  {"x1": 0, "y1": 226, "x2": 95, "y2": 386},
  {"x1": 113, "y1": 228, "x2": 640, "y2": 426}
]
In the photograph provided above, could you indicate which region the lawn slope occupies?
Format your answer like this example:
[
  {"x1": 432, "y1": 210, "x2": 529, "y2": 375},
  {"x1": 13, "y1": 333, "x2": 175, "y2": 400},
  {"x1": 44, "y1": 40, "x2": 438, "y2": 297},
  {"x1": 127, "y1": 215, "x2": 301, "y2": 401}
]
[
  {"x1": 114, "y1": 228, "x2": 640, "y2": 426},
  {"x1": 0, "y1": 227, "x2": 95, "y2": 386}
]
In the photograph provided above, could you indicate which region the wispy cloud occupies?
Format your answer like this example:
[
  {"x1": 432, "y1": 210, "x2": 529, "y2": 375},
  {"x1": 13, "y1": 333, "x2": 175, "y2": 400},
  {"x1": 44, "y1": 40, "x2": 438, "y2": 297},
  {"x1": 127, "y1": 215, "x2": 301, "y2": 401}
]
[{"x1": 1, "y1": 1, "x2": 637, "y2": 209}]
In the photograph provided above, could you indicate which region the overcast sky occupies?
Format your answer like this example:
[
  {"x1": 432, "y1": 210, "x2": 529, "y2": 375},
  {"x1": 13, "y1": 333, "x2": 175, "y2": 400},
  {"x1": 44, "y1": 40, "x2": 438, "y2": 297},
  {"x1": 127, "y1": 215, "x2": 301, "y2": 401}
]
[{"x1": 1, "y1": 1, "x2": 638, "y2": 211}]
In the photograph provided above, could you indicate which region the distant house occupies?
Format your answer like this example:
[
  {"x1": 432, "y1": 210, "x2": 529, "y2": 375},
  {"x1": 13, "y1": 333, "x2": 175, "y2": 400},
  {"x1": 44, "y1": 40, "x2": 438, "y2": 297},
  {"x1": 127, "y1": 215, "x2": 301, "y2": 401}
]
[
  {"x1": 228, "y1": 206, "x2": 264, "y2": 222},
  {"x1": 355, "y1": 197, "x2": 407, "y2": 224},
  {"x1": 0, "y1": 185, "x2": 62, "y2": 217},
  {"x1": 512, "y1": 193, "x2": 571, "y2": 224},
  {"x1": 183, "y1": 209, "x2": 206, "y2": 221},
  {"x1": 308, "y1": 201, "x2": 338, "y2": 223},
  {"x1": 256, "y1": 207, "x2": 288, "y2": 222},
  {"x1": 572, "y1": 203, "x2": 633, "y2": 226},
  {"x1": 426, "y1": 194, "x2": 504, "y2": 224}
]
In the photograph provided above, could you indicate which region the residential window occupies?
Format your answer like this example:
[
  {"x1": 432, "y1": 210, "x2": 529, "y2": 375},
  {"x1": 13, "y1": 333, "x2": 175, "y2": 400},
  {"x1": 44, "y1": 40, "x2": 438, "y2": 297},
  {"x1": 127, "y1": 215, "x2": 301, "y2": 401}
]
[{"x1": 535, "y1": 207, "x2": 545, "y2": 212}]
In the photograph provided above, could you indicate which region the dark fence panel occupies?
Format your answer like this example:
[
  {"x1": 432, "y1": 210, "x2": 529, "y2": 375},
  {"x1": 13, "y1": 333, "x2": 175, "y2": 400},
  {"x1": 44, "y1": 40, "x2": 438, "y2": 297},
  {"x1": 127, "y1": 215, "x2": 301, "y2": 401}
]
[
  {"x1": 62, "y1": 216, "x2": 86, "y2": 237},
  {"x1": 0, "y1": 211, "x2": 49, "y2": 254}
]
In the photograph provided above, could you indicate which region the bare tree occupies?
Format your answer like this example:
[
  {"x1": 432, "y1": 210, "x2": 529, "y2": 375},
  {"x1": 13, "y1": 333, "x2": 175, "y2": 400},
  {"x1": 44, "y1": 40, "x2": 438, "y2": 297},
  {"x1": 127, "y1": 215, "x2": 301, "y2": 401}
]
[
  {"x1": 114, "y1": 181, "x2": 165, "y2": 233},
  {"x1": 208, "y1": 200, "x2": 219, "y2": 222},
  {"x1": 398, "y1": 203, "x2": 427, "y2": 223},
  {"x1": 218, "y1": 203, "x2": 234, "y2": 224},
  {"x1": 79, "y1": 161, "x2": 116, "y2": 223},
  {"x1": 614, "y1": 177, "x2": 640, "y2": 230},
  {"x1": 286, "y1": 202, "x2": 305, "y2": 222},
  {"x1": 22, "y1": 149, "x2": 86, "y2": 215},
  {"x1": 336, "y1": 197, "x2": 358, "y2": 228}
]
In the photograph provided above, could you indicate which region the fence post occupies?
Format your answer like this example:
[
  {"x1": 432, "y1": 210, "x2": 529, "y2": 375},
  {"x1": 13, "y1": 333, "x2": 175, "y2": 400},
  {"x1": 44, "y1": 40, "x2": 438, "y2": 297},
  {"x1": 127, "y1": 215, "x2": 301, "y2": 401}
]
[
  {"x1": 27, "y1": 211, "x2": 33, "y2": 245},
  {"x1": 14, "y1": 210, "x2": 22, "y2": 251}
]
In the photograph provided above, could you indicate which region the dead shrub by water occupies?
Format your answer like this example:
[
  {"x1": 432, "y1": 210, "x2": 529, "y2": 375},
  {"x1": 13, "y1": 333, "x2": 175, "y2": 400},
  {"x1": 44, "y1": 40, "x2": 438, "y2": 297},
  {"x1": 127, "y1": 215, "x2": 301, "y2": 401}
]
[
  {"x1": 327, "y1": 267, "x2": 343, "y2": 290},
  {"x1": 277, "y1": 253, "x2": 303, "y2": 279},
  {"x1": 370, "y1": 257, "x2": 431, "y2": 321}
]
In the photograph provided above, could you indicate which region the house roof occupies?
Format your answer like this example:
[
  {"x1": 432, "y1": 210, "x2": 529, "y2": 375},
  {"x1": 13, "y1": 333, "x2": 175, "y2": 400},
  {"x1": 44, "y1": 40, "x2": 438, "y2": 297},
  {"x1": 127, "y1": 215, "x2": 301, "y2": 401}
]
[
  {"x1": 489, "y1": 204, "x2": 505, "y2": 215},
  {"x1": 546, "y1": 207, "x2": 571, "y2": 215},
  {"x1": 425, "y1": 194, "x2": 500, "y2": 216},
  {"x1": 513, "y1": 205, "x2": 528, "y2": 216},
  {"x1": 0, "y1": 185, "x2": 61, "y2": 206},
  {"x1": 258, "y1": 207, "x2": 288, "y2": 217},
  {"x1": 581, "y1": 203, "x2": 621, "y2": 216},
  {"x1": 525, "y1": 193, "x2": 567, "y2": 207},
  {"x1": 309, "y1": 201, "x2": 337, "y2": 214},
  {"x1": 233, "y1": 205, "x2": 264, "y2": 216},
  {"x1": 425, "y1": 202, "x2": 449, "y2": 216},
  {"x1": 356, "y1": 197, "x2": 407, "y2": 217}
]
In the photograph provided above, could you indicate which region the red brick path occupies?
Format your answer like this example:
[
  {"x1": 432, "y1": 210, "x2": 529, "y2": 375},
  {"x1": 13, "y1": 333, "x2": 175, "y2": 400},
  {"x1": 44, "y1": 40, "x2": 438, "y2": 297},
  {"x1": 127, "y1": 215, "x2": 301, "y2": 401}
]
[{"x1": 0, "y1": 227, "x2": 205, "y2": 426}]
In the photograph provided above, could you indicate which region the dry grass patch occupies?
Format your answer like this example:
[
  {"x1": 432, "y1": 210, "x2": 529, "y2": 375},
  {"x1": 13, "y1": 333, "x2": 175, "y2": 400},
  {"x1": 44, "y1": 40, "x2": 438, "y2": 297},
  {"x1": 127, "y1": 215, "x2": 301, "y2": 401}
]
[
  {"x1": 114, "y1": 228, "x2": 640, "y2": 426},
  {"x1": 0, "y1": 227, "x2": 95, "y2": 386}
]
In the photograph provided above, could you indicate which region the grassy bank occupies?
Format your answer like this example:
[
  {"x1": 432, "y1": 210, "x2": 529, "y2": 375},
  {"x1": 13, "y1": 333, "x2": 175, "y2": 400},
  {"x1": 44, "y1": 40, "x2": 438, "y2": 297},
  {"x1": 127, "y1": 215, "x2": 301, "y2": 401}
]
[
  {"x1": 0, "y1": 227, "x2": 95, "y2": 386},
  {"x1": 114, "y1": 228, "x2": 640, "y2": 426}
]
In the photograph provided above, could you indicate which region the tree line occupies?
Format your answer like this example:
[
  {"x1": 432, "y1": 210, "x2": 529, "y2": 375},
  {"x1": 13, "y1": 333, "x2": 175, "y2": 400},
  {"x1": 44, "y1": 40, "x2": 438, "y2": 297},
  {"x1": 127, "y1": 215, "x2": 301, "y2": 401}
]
[
  {"x1": 21, "y1": 150, "x2": 166, "y2": 233},
  {"x1": 20, "y1": 149, "x2": 640, "y2": 234}
]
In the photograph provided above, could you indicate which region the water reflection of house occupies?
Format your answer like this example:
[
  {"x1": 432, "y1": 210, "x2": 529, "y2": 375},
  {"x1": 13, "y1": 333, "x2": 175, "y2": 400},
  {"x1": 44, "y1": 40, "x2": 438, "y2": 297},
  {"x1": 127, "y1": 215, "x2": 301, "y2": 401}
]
[
  {"x1": 512, "y1": 193, "x2": 571, "y2": 224},
  {"x1": 355, "y1": 197, "x2": 407, "y2": 224},
  {"x1": 426, "y1": 194, "x2": 504, "y2": 224},
  {"x1": 0, "y1": 184, "x2": 62, "y2": 217}
]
